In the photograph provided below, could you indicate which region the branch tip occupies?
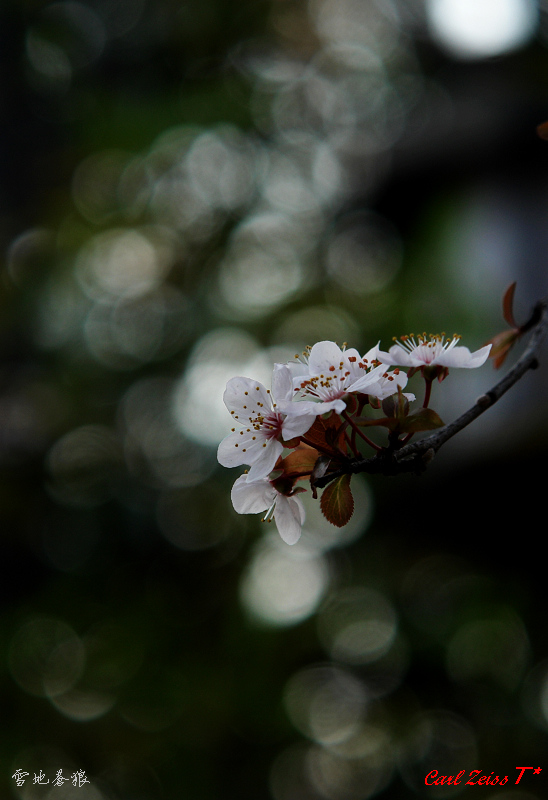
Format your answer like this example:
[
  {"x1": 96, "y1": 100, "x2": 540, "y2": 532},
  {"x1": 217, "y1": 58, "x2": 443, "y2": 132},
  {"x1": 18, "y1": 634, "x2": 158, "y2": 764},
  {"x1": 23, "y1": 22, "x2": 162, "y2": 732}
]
[
  {"x1": 298, "y1": 294, "x2": 547, "y2": 491},
  {"x1": 321, "y1": 293, "x2": 547, "y2": 484}
]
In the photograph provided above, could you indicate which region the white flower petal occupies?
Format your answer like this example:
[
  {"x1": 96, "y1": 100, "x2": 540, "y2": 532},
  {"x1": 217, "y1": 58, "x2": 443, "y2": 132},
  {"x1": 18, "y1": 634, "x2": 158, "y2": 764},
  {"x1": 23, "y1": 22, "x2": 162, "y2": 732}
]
[
  {"x1": 281, "y1": 412, "x2": 316, "y2": 439},
  {"x1": 375, "y1": 345, "x2": 415, "y2": 367},
  {"x1": 217, "y1": 431, "x2": 253, "y2": 468},
  {"x1": 343, "y1": 347, "x2": 361, "y2": 362},
  {"x1": 277, "y1": 396, "x2": 345, "y2": 417},
  {"x1": 271, "y1": 363, "x2": 293, "y2": 403},
  {"x1": 278, "y1": 395, "x2": 322, "y2": 417},
  {"x1": 361, "y1": 342, "x2": 381, "y2": 362},
  {"x1": 223, "y1": 376, "x2": 271, "y2": 420},
  {"x1": 366, "y1": 368, "x2": 409, "y2": 399},
  {"x1": 346, "y1": 365, "x2": 385, "y2": 394},
  {"x1": 218, "y1": 427, "x2": 273, "y2": 465},
  {"x1": 231, "y1": 475, "x2": 274, "y2": 514},
  {"x1": 286, "y1": 361, "x2": 310, "y2": 381},
  {"x1": 307, "y1": 341, "x2": 345, "y2": 374},
  {"x1": 246, "y1": 438, "x2": 284, "y2": 481},
  {"x1": 308, "y1": 398, "x2": 347, "y2": 415},
  {"x1": 437, "y1": 343, "x2": 491, "y2": 368},
  {"x1": 273, "y1": 494, "x2": 304, "y2": 545},
  {"x1": 342, "y1": 348, "x2": 363, "y2": 378},
  {"x1": 242, "y1": 431, "x2": 276, "y2": 458},
  {"x1": 291, "y1": 494, "x2": 306, "y2": 526}
]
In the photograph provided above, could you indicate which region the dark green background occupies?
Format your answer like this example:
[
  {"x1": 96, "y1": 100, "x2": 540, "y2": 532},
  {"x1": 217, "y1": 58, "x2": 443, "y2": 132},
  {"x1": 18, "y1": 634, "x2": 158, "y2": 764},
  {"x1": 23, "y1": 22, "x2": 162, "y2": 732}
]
[{"x1": 1, "y1": 1, "x2": 548, "y2": 798}]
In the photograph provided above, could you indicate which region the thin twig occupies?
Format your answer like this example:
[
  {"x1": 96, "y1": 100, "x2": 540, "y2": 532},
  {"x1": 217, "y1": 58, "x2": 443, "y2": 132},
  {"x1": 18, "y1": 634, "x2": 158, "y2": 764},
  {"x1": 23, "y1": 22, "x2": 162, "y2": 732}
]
[{"x1": 342, "y1": 410, "x2": 381, "y2": 451}]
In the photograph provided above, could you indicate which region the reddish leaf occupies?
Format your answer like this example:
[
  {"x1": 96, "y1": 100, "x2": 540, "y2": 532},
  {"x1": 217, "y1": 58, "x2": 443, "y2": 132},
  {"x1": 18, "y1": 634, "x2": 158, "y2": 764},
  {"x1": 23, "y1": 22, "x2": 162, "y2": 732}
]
[
  {"x1": 492, "y1": 352, "x2": 508, "y2": 370},
  {"x1": 381, "y1": 390, "x2": 409, "y2": 420},
  {"x1": 486, "y1": 328, "x2": 520, "y2": 369},
  {"x1": 502, "y1": 281, "x2": 517, "y2": 328},
  {"x1": 325, "y1": 422, "x2": 346, "y2": 451},
  {"x1": 320, "y1": 474, "x2": 354, "y2": 527},
  {"x1": 344, "y1": 393, "x2": 359, "y2": 414},
  {"x1": 303, "y1": 414, "x2": 344, "y2": 454},
  {"x1": 280, "y1": 445, "x2": 320, "y2": 478},
  {"x1": 301, "y1": 416, "x2": 329, "y2": 448},
  {"x1": 537, "y1": 120, "x2": 548, "y2": 140}
]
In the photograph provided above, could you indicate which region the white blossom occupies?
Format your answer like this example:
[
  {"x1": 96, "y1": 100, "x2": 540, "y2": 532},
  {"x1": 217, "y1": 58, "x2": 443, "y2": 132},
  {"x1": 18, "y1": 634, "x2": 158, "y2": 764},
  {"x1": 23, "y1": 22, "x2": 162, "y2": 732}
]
[
  {"x1": 217, "y1": 364, "x2": 315, "y2": 481},
  {"x1": 376, "y1": 334, "x2": 491, "y2": 370},
  {"x1": 231, "y1": 474, "x2": 305, "y2": 545},
  {"x1": 280, "y1": 340, "x2": 408, "y2": 416}
]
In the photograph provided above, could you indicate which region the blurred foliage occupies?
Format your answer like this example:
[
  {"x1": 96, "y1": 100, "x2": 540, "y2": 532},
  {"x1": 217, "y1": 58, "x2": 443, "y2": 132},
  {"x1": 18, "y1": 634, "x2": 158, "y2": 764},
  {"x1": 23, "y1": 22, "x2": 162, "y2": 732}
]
[{"x1": 1, "y1": 0, "x2": 548, "y2": 799}]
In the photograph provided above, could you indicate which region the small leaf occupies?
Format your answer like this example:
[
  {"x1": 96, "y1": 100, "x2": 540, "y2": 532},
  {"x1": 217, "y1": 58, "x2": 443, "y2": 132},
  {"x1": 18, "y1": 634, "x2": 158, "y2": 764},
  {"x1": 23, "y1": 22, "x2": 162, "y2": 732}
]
[
  {"x1": 537, "y1": 120, "x2": 548, "y2": 140},
  {"x1": 398, "y1": 408, "x2": 445, "y2": 433},
  {"x1": 381, "y1": 385, "x2": 409, "y2": 420},
  {"x1": 325, "y1": 422, "x2": 346, "y2": 450},
  {"x1": 486, "y1": 328, "x2": 520, "y2": 369},
  {"x1": 502, "y1": 281, "x2": 517, "y2": 328},
  {"x1": 344, "y1": 393, "x2": 359, "y2": 414},
  {"x1": 304, "y1": 414, "x2": 344, "y2": 454},
  {"x1": 280, "y1": 445, "x2": 320, "y2": 478},
  {"x1": 320, "y1": 474, "x2": 354, "y2": 527}
]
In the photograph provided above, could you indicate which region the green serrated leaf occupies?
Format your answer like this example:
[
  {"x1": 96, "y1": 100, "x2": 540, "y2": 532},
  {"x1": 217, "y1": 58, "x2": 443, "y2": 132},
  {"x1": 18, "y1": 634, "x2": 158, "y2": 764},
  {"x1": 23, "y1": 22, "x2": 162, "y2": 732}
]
[{"x1": 320, "y1": 474, "x2": 354, "y2": 528}]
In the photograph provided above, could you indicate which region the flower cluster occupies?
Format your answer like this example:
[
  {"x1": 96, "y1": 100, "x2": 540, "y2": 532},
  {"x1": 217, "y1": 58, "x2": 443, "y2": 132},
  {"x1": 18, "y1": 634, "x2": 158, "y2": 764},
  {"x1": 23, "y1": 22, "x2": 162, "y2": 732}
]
[{"x1": 218, "y1": 337, "x2": 491, "y2": 544}]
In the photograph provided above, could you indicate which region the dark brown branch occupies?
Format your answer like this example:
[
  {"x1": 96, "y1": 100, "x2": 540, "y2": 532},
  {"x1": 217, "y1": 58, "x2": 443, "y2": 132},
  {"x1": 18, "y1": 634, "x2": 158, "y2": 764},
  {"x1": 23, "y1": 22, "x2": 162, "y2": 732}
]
[{"x1": 313, "y1": 297, "x2": 548, "y2": 489}]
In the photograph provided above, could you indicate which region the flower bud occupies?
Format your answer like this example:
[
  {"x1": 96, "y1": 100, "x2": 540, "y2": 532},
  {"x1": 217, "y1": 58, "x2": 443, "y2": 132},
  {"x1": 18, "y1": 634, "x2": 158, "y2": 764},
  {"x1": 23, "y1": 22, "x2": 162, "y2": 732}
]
[{"x1": 382, "y1": 390, "x2": 409, "y2": 419}]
